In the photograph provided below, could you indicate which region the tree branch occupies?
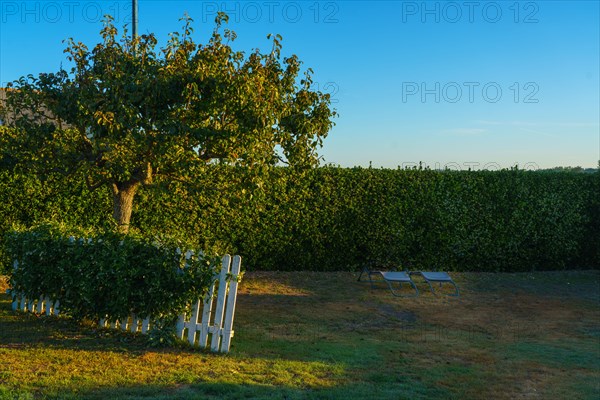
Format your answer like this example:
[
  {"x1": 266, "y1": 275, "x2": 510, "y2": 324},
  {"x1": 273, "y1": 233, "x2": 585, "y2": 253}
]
[{"x1": 85, "y1": 174, "x2": 109, "y2": 191}]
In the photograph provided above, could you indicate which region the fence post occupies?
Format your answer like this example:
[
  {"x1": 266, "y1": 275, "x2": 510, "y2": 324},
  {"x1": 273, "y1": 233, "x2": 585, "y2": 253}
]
[
  {"x1": 199, "y1": 257, "x2": 223, "y2": 347},
  {"x1": 141, "y1": 318, "x2": 150, "y2": 334},
  {"x1": 220, "y1": 255, "x2": 242, "y2": 352},
  {"x1": 11, "y1": 260, "x2": 18, "y2": 311},
  {"x1": 36, "y1": 296, "x2": 44, "y2": 314},
  {"x1": 130, "y1": 315, "x2": 139, "y2": 333},
  {"x1": 176, "y1": 314, "x2": 186, "y2": 340},
  {"x1": 210, "y1": 255, "x2": 232, "y2": 351},
  {"x1": 44, "y1": 297, "x2": 52, "y2": 316},
  {"x1": 187, "y1": 300, "x2": 201, "y2": 346}
]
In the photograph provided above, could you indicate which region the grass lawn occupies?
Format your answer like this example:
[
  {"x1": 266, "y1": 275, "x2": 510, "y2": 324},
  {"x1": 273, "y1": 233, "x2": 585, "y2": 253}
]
[{"x1": 0, "y1": 270, "x2": 599, "y2": 399}]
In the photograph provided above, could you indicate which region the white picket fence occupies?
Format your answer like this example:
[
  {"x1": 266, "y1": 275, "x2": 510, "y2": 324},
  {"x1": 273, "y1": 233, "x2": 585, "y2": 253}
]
[
  {"x1": 9, "y1": 254, "x2": 242, "y2": 353},
  {"x1": 10, "y1": 291, "x2": 61, "y2": 316}
]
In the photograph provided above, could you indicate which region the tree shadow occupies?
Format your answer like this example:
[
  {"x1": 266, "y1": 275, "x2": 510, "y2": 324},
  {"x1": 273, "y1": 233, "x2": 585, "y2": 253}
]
[
  {"x1": 4, "y1": 380, "x2": 451, "y2": 400},
  {"x1": 463, "y1": 270, "x2": 600, "y2": 301},
  {"x1": 0, "y1": 292, "x2": 374, "y2": 366}
]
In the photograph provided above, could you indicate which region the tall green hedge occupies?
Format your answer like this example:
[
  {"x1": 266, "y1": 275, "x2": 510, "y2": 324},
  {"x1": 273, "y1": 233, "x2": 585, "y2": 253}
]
[
  {"x1": 1, "y1": 166, "x2": 598, "y2": 272},
  {"x1": 229, "y1": 167, "x2": 599, "y2": 271}
]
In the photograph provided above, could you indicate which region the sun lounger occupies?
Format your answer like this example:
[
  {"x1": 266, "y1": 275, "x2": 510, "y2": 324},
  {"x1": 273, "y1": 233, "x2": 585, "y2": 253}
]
[
  {"x1": 414, "y1": 271, "x2": 460, "y2": 297},
  {"x1": 359, "y1": 265, "x2": 459, "y2": 297},
  {"x1": 358, "y1": 266, "x2": 419, "y2": 297}
]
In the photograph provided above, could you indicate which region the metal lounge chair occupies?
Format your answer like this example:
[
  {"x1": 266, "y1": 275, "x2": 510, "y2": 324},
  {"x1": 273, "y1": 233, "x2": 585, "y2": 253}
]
[
  {"x1": 358, "y1": 266, "x2": 419, "y2": 297},
  {"x1": 414, "y1": 271, "x2": 460, "y2": 297}
]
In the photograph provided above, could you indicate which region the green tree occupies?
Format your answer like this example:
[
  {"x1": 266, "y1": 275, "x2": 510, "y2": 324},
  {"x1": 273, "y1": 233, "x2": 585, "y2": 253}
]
[{"x1": 1, "y1": 13, "x2": 336, "y2": 233}]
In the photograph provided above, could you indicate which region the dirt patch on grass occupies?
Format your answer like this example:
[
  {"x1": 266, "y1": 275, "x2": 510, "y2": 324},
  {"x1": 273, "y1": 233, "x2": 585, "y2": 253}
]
[{"x1": 376, "y1": 304, "x2": 418, "y2": 323}]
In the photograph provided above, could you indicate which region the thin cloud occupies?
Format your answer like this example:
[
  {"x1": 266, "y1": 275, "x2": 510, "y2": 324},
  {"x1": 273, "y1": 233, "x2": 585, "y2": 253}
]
[
  {"x1": 472, "y1": 120, "x2": 599, "y2": 128},
  {"x1": 440, "y1": 128, "x2": 487, "y2": 136},
  {"x1": 516, "y1": 127, "x2": 557, "y2": 138}
]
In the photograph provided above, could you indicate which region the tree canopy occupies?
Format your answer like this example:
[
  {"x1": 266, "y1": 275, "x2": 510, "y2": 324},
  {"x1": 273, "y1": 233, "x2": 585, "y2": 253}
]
[{"x1": 0, "y1": 13, "x2": 336, "y2": 232}]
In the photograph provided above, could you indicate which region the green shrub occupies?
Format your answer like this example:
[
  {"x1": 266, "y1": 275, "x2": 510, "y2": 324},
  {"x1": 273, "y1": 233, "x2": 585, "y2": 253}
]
[
  {"x1": 0, "y1": 166, "x2": 598, "y2": 273},
  {"x1": 6, "y1": 223, "x2": 220, "y2": 322},
  {"x1": 228, "y1": 167, "x2": 599, "y2": 272}
]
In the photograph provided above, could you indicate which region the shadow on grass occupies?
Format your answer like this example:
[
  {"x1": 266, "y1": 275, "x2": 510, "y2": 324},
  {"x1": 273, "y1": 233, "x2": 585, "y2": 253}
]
[
  {"x1": 0, "y1": 292, "x2": 387, "y2": 368},
  {"x1": 0, "y1": 300, "x2": 144, "y2": 352},
  {"x1": 462, "y1": 270, "x2": 600, "y2": 301},
  {"x1": 1, "y1": 380, "x2": 455, "y2": 400}
]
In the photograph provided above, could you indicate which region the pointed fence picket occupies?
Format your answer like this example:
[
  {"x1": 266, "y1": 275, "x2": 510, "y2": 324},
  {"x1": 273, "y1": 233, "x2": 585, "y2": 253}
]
[{"x1": 9, "y1": 254, "x2": 242, "y2": 353}]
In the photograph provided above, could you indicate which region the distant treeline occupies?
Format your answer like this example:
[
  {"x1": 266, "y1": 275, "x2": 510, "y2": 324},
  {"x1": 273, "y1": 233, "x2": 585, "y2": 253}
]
[{"x1": 1, "y1": 167, "x2": 598, "y2": 272}]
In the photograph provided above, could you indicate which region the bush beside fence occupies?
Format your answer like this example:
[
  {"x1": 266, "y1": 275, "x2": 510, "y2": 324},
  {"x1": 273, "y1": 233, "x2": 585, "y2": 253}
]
[
  {"x1": 6, "y1": 224, "x2": 243, "y2": 351},
  {"x1": 8, "y1": 247, "x2": 241, "y2": 352}
]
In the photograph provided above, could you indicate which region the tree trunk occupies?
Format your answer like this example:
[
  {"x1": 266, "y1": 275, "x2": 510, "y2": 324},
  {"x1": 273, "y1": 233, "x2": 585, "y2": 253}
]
[{"x1": 112, "y1": 181, "x2": 140, "y2": 234}]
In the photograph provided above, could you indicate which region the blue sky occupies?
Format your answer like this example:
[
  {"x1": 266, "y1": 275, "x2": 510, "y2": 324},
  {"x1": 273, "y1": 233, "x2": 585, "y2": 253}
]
[{"x1": 1, "y1": 0, "x2": 598, "y2": 169}]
